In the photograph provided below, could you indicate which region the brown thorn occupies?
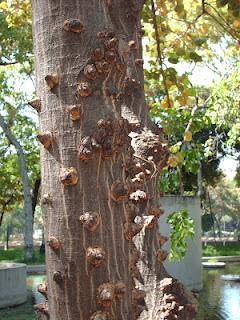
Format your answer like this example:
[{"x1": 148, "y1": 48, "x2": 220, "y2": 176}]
[
  {"x1": 95, "y1": 60, "x2": 111, "y2": 75},
  {"x1": 47, "y1": 236, "x2": 60, "y2": 250},
  {"x1": 156, "y1": 249, "x2": 169, "y2": 263},
  {"x1": 53, "y1": 271, "x2": 63, "y2": 284},
  {"x1": 34, "y1": 303, "x2": 49, "y2": 316},
  {"x1": 159, "y1": 234, "x2": 168, "y2": 247},
  {"x1": 135, "y1": 58, "x2": 144, "y2": 66},
  {"x1": 78, "y1": 136, "x2": 99, "y2": 161},
  {"x1": 104, "y1": 37, "x2": 118, "y2": 51},
  {"x1": 63, "y1": 19, "x2": 84, "y2": 33},
  {"x1": 37, "y1": 131, "x2": 52, "y2": 149},
  {"x1": 129, "y1": 190, "x2": 148, "y2": 202},
  {"x1": 92, "y1": 48, "x2": 104, "y2": 61},
  {"x1": 79, "y1": 211, "x2": 101, "y2": 232},
  {"x1": 28, "y1": 98, "x2": 41, "y2": 112},
  {"x1": 86, "y1": 247, "x2": 106, "y2": 267},
  {"x1": 41, "y1": 193, "x2": 52, "y2": 205},
  {"x1": 45, "y1": 73, "x2": 59, "y2": 90},
  {"x1": 77, "y1": 82, "x2": 92, "y2": 97},
  {"x1": 37, "y1": 281, "x2": 48, "y2": 299},
  {"x1": 128, "y1": 40, "x2": 137, "y2": 49},
  {"x1": 110, "y1": 181, "x2": 128, "y2": 202},
  {"x1": 84, "y1": 64, "x2": 97, "y2": 80},
  {"x1": 60, "y1": 167, "x2": 78, "y2": 186},
  {"x1": 124, "y1": 221, "x2": 143, "y2": 240},
  {"x1": 67, "y1": 105, "x2": 81, "y2": 121},
  {"x1": 132, "y1": 289, "x2": 146, "y2": 304},
  {"x1": 96, "y1": 283, "x2": 115, "y2": 308}
]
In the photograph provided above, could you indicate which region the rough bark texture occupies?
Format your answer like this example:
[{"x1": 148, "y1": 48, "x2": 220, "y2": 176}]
[
  {"x1": 31, "y1": 1, "x2": 197, "y2": 319},
  {"x1": 0, "y1": 113, "x2": 33, "y2": 261}
]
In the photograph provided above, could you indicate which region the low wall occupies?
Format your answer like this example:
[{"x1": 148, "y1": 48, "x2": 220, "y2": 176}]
[
  {"x1": 0, "y1": 263, "x2": 27, "y2": 309},
  {"x1": 159, "y1": 196, "x2": 202, "y2": 291}
]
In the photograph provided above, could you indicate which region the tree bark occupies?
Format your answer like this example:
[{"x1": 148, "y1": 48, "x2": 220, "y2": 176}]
[
  {"x1": 31, "y1": 1, "x2": 197, "y2": 319},
  {"x1": 0, "y1": 114, "x2": 33, "y2": 261}
]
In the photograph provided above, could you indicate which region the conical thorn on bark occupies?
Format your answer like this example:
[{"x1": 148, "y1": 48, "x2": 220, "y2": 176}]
[
  {"x1": 63, "y1": 19, "x2": 84, "y2": 33},
  {"x1": 96, "y1": 283, "x2": 115, "y2": 308},
  {"x1": 45, "y1": 73, "x2": 59, "y2": 90},
  {"x1": 67, "y1": 105, "x2": 81, "y2": 121},
  {"x1": 79, "y1": 211, "x2": 101, "y2": 231},
  {"x1": 47, "y1": 236, "x2": 60, "y2": 250},
  {"x1": 86, "y1": 247, "x2": 106, "y2": 267},
  {"x1": 28, "y1": 98, "x2": 41, "y2": 112},
  {"x1": 37, "y1": 131, "x2": 52, "y2": 149},
  {"x1": 110, "y1": 181, "x2": 128, "y2": 202},
  {"x1": 60, "y1": 167, "x2": 78, "y2": 186}
]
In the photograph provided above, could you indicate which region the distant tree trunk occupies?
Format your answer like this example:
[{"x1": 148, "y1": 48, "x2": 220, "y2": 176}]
[
  {"x1": 0, "y1": 212, "x2": 4, "y2": 227},
  {"x1": 32, "y1": 177, "x2": 41, "y2": 218},
  {"x1": 0, "y1": 114, "x2": 33, "y2": 261},
  {"x1": 39, "y1": 230, "x2": 45, "y2": 255},
  {"x1": 197, "y1": 163, "x2": 203, "y2": 197},
  {"x1": 5, "y1": 225, "x2": 11, "y2": 250},
  {"x1": 207, "y1": 189, "x2": 217, "y2": 244},
  {"x1": 31, "y1": 1, "x2": 197, "y2": 319},
  {"x1": 0, "y1": 196, "x2": 14, "y2": 227}
]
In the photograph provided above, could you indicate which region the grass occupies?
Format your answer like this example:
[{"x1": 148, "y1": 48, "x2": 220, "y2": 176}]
[
  {"x1": 202, "y1": 242, "x2": 240, "y2": 257},
  {"x1": 0, "y1": 247, "x2": 45, "y2": 265},
  {"x1": 0, "y1": 291, "x2": 35, "y2": 320}
]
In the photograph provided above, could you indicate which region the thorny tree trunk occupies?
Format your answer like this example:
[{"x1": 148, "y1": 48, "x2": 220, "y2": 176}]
[
  {"x1": 31, "y1": 1, "x2": 197, "y2": 319},
  {"x1": 0, "y1": 114, "x2": 33, "y2": 261}
]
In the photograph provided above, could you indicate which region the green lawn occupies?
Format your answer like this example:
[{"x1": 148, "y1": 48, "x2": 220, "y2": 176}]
[
  {"x1": 202, "y1": 242, "x2": 240, "y2": 257},
  {"x1": 0, "y1": 291, "x2": 35, "y2": 320},
  {"x1": 0, "y1": 247, "x2": 45, "y2": 264}
]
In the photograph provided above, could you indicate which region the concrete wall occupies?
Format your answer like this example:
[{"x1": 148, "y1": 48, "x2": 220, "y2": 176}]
[
  {"x1": 159, "y1": 196, "x2": 202, "y2": 291},
  {"x1": 0, "y1": 263, "x2": 27, "y2": 309}
]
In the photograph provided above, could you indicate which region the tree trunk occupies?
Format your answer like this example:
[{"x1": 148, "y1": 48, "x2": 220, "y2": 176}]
[
  {"x1": 32, "y1": 177, "x2": 41, "y2": 217},
  {"x1": 6, "y1": 225, "x2": 10, "y2": 251},
  {"x1": 0, "y1": 212, "x2": 4, "y2": 227},
  {"x1": 197, "y1": 163, "x2": 203, "y2": 197},
  {"x1": 0, "y1": 196, "x2": 14, "y2": 227},
  {"x1": 31, "y1": 1, "x2": 197, "y2": 319},
  {"x1": 0, "y1": 114, "x2": 33, "y2": 261}
]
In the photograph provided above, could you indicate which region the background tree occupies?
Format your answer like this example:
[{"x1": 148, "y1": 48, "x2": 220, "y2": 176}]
[
  {"x1": 143, "y1": 0, "x2": 240, "y2": 194},
  {"x1": 202, "y1": 178, "x2": 240, "y2": 237},
  {"x1": 0, "y1": 0, "x2": 40, "y2": 261}
]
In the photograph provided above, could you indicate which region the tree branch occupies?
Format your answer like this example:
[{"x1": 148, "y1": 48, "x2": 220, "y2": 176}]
[{"x1": 0, "y1": 61, "x2": 18, "y2": 66}]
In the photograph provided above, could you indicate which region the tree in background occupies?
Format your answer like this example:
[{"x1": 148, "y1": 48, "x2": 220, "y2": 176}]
[
  {"x1": 143, "y1": 0, "x2": 240, "y2": 194},
  {"x1": 0, "y1": 1, "x2": 40, "y2": 261},
  {"x1": 202, "y1": 178, "x2": 240, "y2": 237}
]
